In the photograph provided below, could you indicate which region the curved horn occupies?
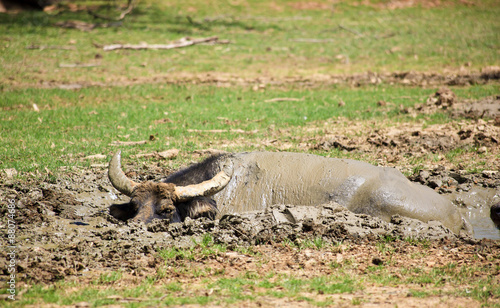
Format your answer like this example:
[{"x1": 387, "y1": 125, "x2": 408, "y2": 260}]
[
  {"x1": 174, "y1": 165, "x2": 233, "y2": 202},
  {"x1": 108, "y1": 150, "x2": 139, "y2": 196}
]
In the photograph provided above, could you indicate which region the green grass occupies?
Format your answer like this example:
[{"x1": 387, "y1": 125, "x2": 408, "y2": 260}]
[
  {"x1": 94, "y1": 271, "x2": 123, "y2": 284},
  {"x1": 1, "y1": 0, "x2": 499, "y2": 86},
  {"x1": 158, "y1": 234, "x2": 227, "y2": 264},
  {"x1": 1, "y1": 0, "x2": 499, "y2": 175},
  {"x1": 1, "y1": 83, "x2": 499, "y2": 175}
]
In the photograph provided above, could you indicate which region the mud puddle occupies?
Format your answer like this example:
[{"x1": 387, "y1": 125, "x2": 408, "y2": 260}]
[{"x1": 451, "y1": 186, "x2": 500, "y2": 240}]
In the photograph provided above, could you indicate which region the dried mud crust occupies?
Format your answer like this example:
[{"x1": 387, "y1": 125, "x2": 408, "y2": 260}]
[
  {"x1": 5, "y1": 67, "x2": 500, "y2": 90},
  {"x1": 307, "y1": 91, "x2": 500, "y2": 173}
]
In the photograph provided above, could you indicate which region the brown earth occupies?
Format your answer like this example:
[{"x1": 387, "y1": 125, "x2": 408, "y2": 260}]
[
  {"x1": 0, "y1": 89, "x2": 499, "y2": 307},
  {"x1": 3, "y1": 67, "x2": 500, "y2": 90}
]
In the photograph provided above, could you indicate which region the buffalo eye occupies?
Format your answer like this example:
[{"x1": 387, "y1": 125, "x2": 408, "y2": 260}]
[{"x1": 157, "y1": 198, "x2": 175, "y2": 214}]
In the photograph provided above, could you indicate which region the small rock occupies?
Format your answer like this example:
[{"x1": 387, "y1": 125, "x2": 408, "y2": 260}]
[
  {"x1": 457, "y1": 183, "x2": 470, "y2": 192},
  {"x1": 477, "y1": 146, "x2": 487, "y2": 154},
  {"x1": 3, "y1": 168, "x2": 18, "y2": 179},
  {"x1": 482, "y1": 170, "x2": 497, "y2": 178},
  {"x1": 372, "y1": 257, "x2": 384, "y2": 265},
  {"x1": 428, "y1": 179, "x2": 443, "y2": 189},
  {"x1": 418, "y1": 170, "x2": 430, "y2": 181},
  {"x1": 158, "y1": 149, "x2": 179, "y2": 159}
]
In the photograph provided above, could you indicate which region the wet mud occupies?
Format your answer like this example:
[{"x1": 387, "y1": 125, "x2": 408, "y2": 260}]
[{"x1": 0, "y1": 160, "x2": 498, "y2": 284}]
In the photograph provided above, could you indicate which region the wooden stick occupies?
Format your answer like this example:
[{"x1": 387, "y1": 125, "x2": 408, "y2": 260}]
[
  {"x1": 103, "y1": 36, "x2": 226, "y2": 51},
  {"x1": 59, "y1": 63, "x2": 100, "y2": 68},
  {"x1": 338, "y1": 24, "x2": 364, "y2": 37},
  {"x1": 264, "y1": 97, "x2": 304, "y2": 103},
  {"x1": 187, "y1": 129, "x2": 257, "y2": 134}
]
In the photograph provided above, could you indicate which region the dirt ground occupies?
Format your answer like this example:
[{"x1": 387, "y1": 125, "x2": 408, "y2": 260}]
[
  {"x1": 2, "y1": 66, "x2": 499, "y2": 91},
  {"x1": 1, "y1": 84, "x2": 499, "y2": 306}
]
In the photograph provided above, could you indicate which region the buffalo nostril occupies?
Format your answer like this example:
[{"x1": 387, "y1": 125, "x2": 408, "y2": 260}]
[
  {"x1": 491, "y1": 203, "x2": 500, "y2": 228},
  {"x1": 491, "y1": 203, "x2": 500, "y2": 215}
]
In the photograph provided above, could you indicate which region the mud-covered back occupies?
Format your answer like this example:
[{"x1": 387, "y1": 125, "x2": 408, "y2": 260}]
[{"x1": 211, "y1": 152, "x2": 468, "y2": 234}]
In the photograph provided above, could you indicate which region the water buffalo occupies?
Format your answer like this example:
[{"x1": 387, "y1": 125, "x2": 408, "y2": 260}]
[{"x1": 108, "y1": 150, "x2": 472, "y2": 235}]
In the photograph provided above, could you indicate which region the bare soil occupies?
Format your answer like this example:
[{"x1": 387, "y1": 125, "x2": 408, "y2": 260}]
[
  {"x1": 1, "y1": 89, "x2": 499, "y2": 307},
  {"x1": 4, "y1": 66, "x2": 500, "y2": 90}
]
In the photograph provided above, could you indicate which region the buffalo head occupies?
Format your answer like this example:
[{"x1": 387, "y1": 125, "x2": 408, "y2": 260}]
[{"x1": 108, "y1": 151, "x2": 232, "y2": 223}]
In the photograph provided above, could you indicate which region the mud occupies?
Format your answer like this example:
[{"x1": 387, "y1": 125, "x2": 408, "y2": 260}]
[{"x1": 0, "y1": 159, "x2": 498, "y2": 285}]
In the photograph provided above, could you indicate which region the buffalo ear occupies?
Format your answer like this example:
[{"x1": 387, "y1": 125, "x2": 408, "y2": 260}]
[
  {"x1": 109, "y1": 203, "x2": 137, "y2": 221},
  {"x1": 176, "y1": 197, "x2": 218, "y2": 221}
]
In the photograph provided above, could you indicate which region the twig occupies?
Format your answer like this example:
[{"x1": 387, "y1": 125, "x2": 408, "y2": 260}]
[
  {"x1": 83, "y1": 154, "x2": 107, "y2": 160},
  {"x1": 103, "y1": 36, "x2": 227, "y2": 51},
  {"x1": 202, "y1": 15, "x2": 312, "y2": 23},
  {"x1": 88, "y1": 0, "x2": 136, "y2": 21},
  {"x1": 59, "y1": 63, "x2": 100, "y2": 68},
  {"x1": 264, "y1": 97, "x2": 304, "y2": 103},
  {"x1": 338, "y1": 24, "x2": 364, "y2": 37},
  {"x1": 187, "y1": 129, "x2": 257, "y2": 134}
]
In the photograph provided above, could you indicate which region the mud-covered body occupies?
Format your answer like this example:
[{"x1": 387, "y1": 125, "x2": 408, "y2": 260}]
[
  {"x1": 109, "y1": 151, "x2": 472, "y2": 234},
  {"x1": 161, "y1": 152, "x2": 470, "y2": 234}
]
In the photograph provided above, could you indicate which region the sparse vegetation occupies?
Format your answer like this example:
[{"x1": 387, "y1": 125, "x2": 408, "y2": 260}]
[{"x1": 12, "y1": 241, "x2": 500, "y2": 307}]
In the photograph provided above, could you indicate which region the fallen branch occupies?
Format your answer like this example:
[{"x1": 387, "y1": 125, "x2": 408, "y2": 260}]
[
  {"x1": 264, "y1": 97, "x2": 304, "y2": 103},
  {"x1": 83, "y1": 154, "x2": 107, "y2": 160},
  {"x1": 103, "y1": 36, "x2": 228, "y2": 51},
  {"x1": 338, "y1": 24, "x2": 364, "y2": 37},
  {"x1": 59, "y1": 63, "x2": 100, "y2": 68},
  {"x1": 187, "y1": 129, "x2": 257, "y2": 134},
  {"x1": 203, "y1": 15, "x2": 312, "y2": 22}
]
